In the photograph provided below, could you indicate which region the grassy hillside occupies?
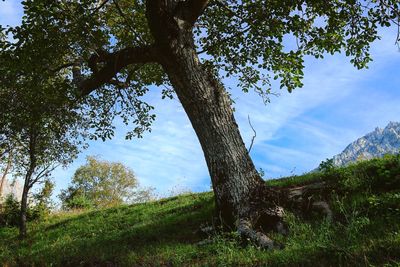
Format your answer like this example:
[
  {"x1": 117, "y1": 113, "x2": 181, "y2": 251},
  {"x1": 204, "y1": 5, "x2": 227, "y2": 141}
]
[{"x1": 1, "y1": 155, "x2": 400, "y2": 266}]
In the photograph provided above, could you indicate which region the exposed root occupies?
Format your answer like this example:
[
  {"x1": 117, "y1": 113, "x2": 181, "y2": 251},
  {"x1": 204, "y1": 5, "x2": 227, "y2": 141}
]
[
  {"x1": 195, "y1": 219, "x2": 277, "y2": 249},
  {"x1": 285, "y1": 182, "x2": 329, "y2": 204},
  {"x1": 237, "y1": 219, "x2": 275, "y2": 250},
  {"x1": 236, "y1": 180, "x2": 334, "y2": 249},
  {"x1": 279, "y1": 181, "x2": 334, "y2": 220},
  {"x1": 197, "y1": 181, "x2": 334, "y2": 249}
]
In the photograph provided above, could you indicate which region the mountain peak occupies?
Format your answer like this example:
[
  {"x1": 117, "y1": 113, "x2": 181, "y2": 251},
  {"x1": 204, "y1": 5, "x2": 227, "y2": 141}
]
[
  {"x1": 332, "y1": 122, "x2": 400, "y2": 166},
  {"x1": 386, "y1": 121, "x2": 400, "y2": 128}
]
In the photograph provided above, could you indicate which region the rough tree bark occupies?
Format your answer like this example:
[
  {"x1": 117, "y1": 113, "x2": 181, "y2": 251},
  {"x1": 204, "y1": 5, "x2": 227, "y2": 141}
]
[
  {"x1": 145, "y1": 0, "x2": 284, "y2": 248},
  {"x1": 19, "y1": 169, "x2": 32, "y2": 239},
  {"x1": 19, "y1": 133, "x2": 36, "y2": 239}
]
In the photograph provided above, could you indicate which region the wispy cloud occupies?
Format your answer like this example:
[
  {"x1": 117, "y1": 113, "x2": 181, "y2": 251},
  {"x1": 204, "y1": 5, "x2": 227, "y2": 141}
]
[{"x1": 234, "y1": 27, "x2": 400, "y2": 177}]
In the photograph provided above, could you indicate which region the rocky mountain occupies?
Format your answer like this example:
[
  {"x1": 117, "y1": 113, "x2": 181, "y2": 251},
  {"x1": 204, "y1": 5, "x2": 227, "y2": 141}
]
[{"x1": 333, "y1": 121, "x2": 400, "y2": 166}]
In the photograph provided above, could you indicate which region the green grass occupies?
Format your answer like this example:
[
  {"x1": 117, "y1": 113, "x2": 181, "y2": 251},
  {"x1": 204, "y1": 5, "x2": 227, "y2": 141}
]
[{"x1": 1, "y1": 155, "x2": 400, "y2": 266}]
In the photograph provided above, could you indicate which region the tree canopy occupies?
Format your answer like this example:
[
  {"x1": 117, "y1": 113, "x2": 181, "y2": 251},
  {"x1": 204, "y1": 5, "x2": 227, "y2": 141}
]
[{"x1": 2, "y1": 0, "x2": 397, "y2": 139}]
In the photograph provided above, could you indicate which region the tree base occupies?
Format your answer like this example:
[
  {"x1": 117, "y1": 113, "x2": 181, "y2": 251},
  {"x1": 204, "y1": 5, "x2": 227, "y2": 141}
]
[{"x1": 235, "y1": 181, "x2": 332, "y2": 249}]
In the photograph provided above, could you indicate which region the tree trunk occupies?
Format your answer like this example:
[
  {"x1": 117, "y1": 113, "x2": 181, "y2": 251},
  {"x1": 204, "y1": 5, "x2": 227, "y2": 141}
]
[
  {"x1": 19, "y1": 167, "x2": 33, "y2": 239},
  {"x1": 20, "y1": 134, "x2": 36, "y2": 239},
  {"x1": 141, "y1": 1, "x2": 285, "y2": 248},
  {"x1": 146, "y1": 6, "x2": 284, "y2": 247}
]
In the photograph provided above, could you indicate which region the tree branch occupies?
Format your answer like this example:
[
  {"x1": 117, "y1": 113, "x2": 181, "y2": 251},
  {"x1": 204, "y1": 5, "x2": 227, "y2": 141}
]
[
  {"x1": 28, "y1": 164, "x2": 58, "y2": 188},
  {"x1": 90, "y1": 0, "x2": 111, "y2": 15},
  {"x1": 176, "y1": 0, "x2": 210, "y2": 26},
  {"x1": 73, "y1": 45, "x2": 159, "y2": 96},
  {"x1": 247, "y1": 115, "x2": 256, "y2": 153},
  {"x1": 49, "y1": 62, "x2": 77, "y2": 73}
]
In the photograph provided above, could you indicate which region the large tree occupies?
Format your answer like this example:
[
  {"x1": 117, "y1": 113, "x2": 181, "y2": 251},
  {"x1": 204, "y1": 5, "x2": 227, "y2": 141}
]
[{"x1": 3, "y1": 0, "x2": 399, "y2": 247}]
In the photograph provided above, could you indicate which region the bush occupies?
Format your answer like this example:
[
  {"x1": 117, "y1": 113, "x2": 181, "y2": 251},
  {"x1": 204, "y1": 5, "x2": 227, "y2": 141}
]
[
  {"x1": 0, "y1": 181, "x2": 55, "y2": 227},
  {"x1": 0, "y1": 194, "x2": 20, "y2": 227},
  {"x1": 64, "y1": 193, "x2": 94, "y2": 210},
  {"x1": 318, "y1": 158, "x2": 335, "y2": 174},
  {"x1": 30, "y1": 179, "x2": 55, "y2": 220}
]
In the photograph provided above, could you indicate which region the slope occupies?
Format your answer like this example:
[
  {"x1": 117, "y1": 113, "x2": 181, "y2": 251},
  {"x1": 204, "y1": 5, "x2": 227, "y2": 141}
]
[{"x1": 1, "y1": 156, "x2": 400, "y2": 266}]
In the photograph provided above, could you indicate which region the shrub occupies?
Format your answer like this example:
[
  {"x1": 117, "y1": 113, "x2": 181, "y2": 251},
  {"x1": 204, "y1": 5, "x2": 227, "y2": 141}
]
[
  {"x1": 0, "y1": 180, "x2": 55, "y2": 227},
  {"x1": 64, "y1": 193, "x2": 94, "y2": 210},
  {"x1": 318, "y1": 158, "x2": 335, "y2": 174},
  {"x1": 0, "y1": 194, "x2": 20, "y2": 227}
]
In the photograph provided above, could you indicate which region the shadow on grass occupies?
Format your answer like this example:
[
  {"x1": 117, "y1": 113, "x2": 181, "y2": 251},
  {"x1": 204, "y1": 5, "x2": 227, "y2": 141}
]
[{"x1": 15, "y1": 195, "x2": 215, "y2": 266}]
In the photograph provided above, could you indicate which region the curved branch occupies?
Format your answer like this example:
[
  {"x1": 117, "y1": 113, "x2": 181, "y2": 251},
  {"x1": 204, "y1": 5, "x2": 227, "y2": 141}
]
[
  {"x1": 175, "y1": 0, "x2": 210, "y2": 26},
  {"x1": 74, "y1": 45, "x2": 159, "y2": 96}
]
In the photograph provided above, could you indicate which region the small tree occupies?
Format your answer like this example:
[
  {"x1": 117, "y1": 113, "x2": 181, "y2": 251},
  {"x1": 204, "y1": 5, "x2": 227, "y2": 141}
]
[
  {"x1": 0, "y1": 29, "x2": 88, "y2": 238},
  {"x1": 319, "y1": 158, "x2": 335, "y2": 174},
  {"x1": 31, "y1": 179, "x2": 55, "y2": 219},
  {"x1": 60, "y1": 156, "x2": 153, "y2": 209}
]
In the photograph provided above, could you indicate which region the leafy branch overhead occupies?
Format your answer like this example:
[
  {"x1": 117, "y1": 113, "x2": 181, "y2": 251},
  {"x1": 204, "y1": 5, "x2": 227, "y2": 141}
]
[{"x1": 3, "y1": 0, "x2": 398, "y2": 140}]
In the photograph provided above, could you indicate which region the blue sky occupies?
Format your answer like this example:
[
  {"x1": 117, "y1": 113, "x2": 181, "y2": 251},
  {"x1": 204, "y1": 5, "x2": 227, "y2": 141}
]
[{"x1": 1, "y1": 1, "x2": 400, "y2": 198}]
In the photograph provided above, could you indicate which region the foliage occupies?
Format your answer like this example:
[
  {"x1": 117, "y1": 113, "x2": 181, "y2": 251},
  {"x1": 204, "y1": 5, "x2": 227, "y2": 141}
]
[
  {"x1": 0, "y1": 189, "x2": 53, "y2": 228},
  {"x1": 1, "y1": 0, "x2": 397, "y2": 140},
  {"x1": 1, "y1": 0, "x2": 399, "y2": 240},
  {"x1": 60, "y1": 188, "x2": 95, "y2": 210},
  {"x1": 30, "y1": 180, "x2": 55, "y2": 219},
  {"x1": 59, "y1": 156, "x2": 154, "y2": 209},
  {"x1": 0, "y1": 194, "x2": 20, "y2": 227},
  {"x1": 318, "y1": 158, "x2": 335, "y2": 173},
  {"x1": 1, "y1": 0, "x2": 400, "y2": 252},
  {"x1": 1, "y1": 156, "x2": 399, "y2": 266},
  {"x1": 0, "y1": 7, "x2": 91, "y2": 236}
]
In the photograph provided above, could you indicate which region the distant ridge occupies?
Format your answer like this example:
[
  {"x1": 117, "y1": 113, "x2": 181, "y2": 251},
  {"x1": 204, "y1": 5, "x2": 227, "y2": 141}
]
[{"x1": 333, "y1": 121, "x2": 400, "y2": 166}]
